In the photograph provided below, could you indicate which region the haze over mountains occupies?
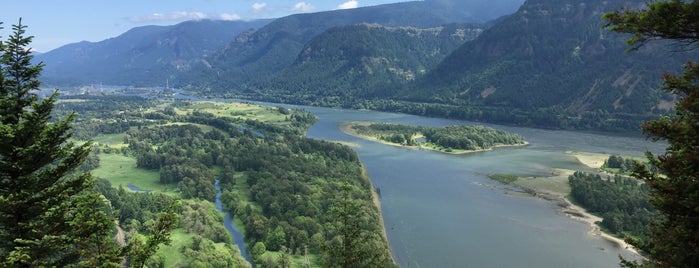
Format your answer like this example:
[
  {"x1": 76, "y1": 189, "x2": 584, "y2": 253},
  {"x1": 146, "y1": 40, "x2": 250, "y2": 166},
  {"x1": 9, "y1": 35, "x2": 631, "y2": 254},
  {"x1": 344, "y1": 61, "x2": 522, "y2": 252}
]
[
  {"x1": 35, "y1": 0, "x2": 697, "y2": 131},
  {"x1": 37, "y1": 0, "x2": 523, "y2": 87},
  {"x1": 37, "y1": 19, "x2": 271, "y2": 86}
]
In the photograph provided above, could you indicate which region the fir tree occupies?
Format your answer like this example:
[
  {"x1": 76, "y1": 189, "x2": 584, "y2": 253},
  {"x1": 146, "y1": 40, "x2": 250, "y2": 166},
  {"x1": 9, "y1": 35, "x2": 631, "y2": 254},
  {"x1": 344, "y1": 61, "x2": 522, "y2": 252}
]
[
  {"x1": 323, "y1": 184, "x2": 396, "y2": 268},
  {"x1": 0, "y1": 19, "x2": 120, "y2": 267},
  {"x1": 604, "y1": 1, "x2": 699, "y2": 267}
]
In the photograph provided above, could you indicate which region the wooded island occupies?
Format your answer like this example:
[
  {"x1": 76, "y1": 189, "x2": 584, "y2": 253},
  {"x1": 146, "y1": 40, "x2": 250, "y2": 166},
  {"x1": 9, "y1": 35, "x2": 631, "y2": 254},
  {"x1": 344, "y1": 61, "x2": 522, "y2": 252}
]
[{"x1": 342, "y1": 122, "x2": 526, "y2": 154}]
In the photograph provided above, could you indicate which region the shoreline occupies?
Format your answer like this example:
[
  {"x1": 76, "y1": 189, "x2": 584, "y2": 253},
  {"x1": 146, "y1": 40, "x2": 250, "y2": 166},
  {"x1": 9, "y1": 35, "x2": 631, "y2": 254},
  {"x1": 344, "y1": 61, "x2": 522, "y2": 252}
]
[
  {"x1": 567, "y1": 152, "x2": 644, "y2": 257},
  {"x1": 342, "y1": 121, "x2": 643, "y2": 260},
  {"x1": 361, "y1": 164, "x2": 397, "y2": 265},
  {"x1": 508, "y1": 151, "x2": 645, "y2": 258},
  {"x1": 517, "y1": 186, "x2": 643, "y2": 258},
  {"x1": 339, "y1": 121, "x2": 528, "y2": 155}
]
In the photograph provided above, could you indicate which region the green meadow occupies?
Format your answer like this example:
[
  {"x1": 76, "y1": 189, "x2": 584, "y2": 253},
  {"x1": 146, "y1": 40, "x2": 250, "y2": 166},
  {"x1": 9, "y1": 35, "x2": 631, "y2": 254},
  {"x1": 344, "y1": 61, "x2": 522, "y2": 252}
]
[{"x1": 92, "y1": 153, "x2": 177, "y2": 193}]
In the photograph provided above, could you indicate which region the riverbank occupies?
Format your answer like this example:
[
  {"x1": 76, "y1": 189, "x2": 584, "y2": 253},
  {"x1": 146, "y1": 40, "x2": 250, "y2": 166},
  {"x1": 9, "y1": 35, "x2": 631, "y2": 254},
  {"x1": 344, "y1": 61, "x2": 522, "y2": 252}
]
[
  {"x1": 506, "y1": 152, "x2": 644, "y2": 258},
  {"x1": 512, "y1": 184, "x2": 643, "y2": 257},
  {"x1": 340, "y1": 121, "x2": 528, "y2": 155},
  {"x1": 361, "y1": 164, "x2": 396, "y2": 265}
]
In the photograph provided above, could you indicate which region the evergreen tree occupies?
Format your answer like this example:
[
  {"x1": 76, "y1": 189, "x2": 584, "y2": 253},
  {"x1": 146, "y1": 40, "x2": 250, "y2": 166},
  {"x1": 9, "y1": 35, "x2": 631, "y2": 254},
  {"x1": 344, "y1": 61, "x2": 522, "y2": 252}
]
[
  {"x1": 0, "y1": 19, "x2": 119, "y2": 267},
  {"x1": 604, "y1": 1, "x2": 699, "y2": 267},
  {"x1": 323, "y1": 184, "x2": 395, "y2": 268}
]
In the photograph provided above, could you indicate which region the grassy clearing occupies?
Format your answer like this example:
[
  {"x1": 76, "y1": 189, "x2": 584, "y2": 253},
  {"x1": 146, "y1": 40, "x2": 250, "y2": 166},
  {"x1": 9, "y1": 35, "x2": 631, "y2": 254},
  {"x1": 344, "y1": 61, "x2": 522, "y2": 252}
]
[
  {"x1": 260, "y1": 250, "x2": 322, "y2": 268},
  {"x1": 92, "y1": 133, "x2": 127, "y2": 149},
  {"x1": 156, "y1": 229, "x2": 191, "y2": 267},
  {"x1": 513, "y1": 169, "x2": 574, "y2": 196},
  {"x1": 167, "y1": 101, "x2": 289, "y2": 124},
  {"x1": 162, "y1": 122, "x2": 215, "y2": 133},
  {"x1": 92, "y1": 153, "x2": 177, "y2": 193},
  {"x1": 154, "y1": 229, "x2": 241, "y2": 267},
  {"x1": 230, "y1": 173, "x2": 263, "y2": 213}
]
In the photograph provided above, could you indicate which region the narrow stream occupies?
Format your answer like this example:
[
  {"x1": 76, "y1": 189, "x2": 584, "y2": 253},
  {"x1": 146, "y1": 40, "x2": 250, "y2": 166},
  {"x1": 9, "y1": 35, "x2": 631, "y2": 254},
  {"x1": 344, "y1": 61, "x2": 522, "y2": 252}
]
[{"x1": 214, "y1": 180, "x2": 253, "y2": 264}]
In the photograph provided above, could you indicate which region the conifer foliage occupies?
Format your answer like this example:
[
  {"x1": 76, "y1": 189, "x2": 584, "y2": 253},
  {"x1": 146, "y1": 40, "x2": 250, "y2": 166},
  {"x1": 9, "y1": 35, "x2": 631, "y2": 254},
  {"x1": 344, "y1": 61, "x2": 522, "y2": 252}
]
[
  {"x1": 0, "y1": 19, "x2": 120, "y2": 267},
  {"x1": 605, "y1": 1, "x2": 699, "y2": 267}
]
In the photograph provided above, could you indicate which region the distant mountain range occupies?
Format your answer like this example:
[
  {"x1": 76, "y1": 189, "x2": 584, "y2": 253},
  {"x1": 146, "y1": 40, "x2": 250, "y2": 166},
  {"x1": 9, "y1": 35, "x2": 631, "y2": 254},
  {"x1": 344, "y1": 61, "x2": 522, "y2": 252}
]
[
  {"x1": 36, "y1": 19, "x2": 271, "y2": 86},
  {"x1": 37, "y1": 0, "x2": 524, "y2": 88},
  {"x1": 35, "y1": 0, "x2": 697, "y2": 131},
  {"x1": 182, "y1": 0, "x2": 524, "y2": 92}
]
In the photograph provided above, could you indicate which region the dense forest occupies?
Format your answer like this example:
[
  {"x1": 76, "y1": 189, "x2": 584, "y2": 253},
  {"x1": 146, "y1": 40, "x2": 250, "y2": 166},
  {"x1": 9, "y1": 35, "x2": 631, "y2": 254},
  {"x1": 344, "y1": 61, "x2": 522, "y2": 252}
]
[
  {"x1": 56, "y1": 94, "x2": 395, "y2": 267},
  {"x1": 348, "y1": 122, "x2": 525, "y2": 152},
  {"x1": 246, "y1": 23, "x2": 483, "y2": 105},
  {"x1": 568, "y1": 172, "x2": 657, "y2": 244}
]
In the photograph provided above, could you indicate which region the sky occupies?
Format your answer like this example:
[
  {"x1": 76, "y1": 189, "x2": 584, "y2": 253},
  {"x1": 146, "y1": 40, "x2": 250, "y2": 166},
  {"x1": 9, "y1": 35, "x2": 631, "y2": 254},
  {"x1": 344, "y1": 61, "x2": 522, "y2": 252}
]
[{"x1": 0, "y1": 0, "x2": 406, "y2": 52}]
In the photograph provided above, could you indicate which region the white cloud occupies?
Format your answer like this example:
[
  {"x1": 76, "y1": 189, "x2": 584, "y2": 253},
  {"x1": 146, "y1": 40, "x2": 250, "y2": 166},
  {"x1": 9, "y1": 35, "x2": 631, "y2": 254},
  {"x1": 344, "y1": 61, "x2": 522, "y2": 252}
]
[
  {"x1": 252, "y1": 2, "x2": 268, "y2": 12},
  {"x1": 218, "y1": 13, "x2": 243, "y2": 21},
  {"x1": 337, "y1": 0, "x2": 359, "y2": 10},
  {"x1": 128, "y1": 11, "x2": 241, "y2": 23},
  {"x1": 292, "y1": 2, "x2": 315, "y2": 13}
]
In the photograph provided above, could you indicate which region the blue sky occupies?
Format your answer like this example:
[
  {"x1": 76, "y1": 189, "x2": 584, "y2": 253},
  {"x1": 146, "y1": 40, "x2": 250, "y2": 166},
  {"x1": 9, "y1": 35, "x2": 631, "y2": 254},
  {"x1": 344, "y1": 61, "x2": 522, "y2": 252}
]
[{"x1": 0, "y1": 0, "x2": 405, "y2": 52}]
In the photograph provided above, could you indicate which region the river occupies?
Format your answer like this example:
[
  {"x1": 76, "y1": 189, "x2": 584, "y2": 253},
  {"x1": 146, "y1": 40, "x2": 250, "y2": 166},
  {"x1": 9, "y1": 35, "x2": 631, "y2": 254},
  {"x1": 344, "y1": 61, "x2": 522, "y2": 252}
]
[
  {"x1": 296, "y1": 106, "x2": 663, "y2": 268},
  {"x1": 214, "y1": 180, "x2": 253, "y2": 264},
  {"x1": 170, "y1": 93, "x2": 662, "y2": 267}
]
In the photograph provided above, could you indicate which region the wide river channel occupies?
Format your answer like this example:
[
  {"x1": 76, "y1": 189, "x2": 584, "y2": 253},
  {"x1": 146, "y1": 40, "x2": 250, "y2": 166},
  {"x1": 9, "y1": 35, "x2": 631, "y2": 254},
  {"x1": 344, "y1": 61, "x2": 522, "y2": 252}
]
[{"x1": 287, "y1": 105, "x2": 663, "y2": 268}]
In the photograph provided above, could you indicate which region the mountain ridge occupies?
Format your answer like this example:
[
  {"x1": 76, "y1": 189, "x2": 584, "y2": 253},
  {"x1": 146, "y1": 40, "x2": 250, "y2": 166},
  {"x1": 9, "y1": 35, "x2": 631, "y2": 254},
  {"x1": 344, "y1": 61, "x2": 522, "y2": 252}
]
[
  {"x1": 191, "y1": 0, "x2": 524, "y2": 92},
  {"x1": 36, "y1": 19, "x2": 271, "y2": 86},
  {"x1": 390, "y1": 0, "x2": 695, "y2": 129},
  {"x1": 242, "y1": 23, "x2": 485, "y2": 106}
]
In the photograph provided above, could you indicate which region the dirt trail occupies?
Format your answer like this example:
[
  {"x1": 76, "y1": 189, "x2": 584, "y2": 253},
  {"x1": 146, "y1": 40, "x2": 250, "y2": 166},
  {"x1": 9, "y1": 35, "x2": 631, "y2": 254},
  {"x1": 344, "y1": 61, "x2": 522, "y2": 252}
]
[{"x1": 115, "y1": 220, "x2": 125, "y2": 246}]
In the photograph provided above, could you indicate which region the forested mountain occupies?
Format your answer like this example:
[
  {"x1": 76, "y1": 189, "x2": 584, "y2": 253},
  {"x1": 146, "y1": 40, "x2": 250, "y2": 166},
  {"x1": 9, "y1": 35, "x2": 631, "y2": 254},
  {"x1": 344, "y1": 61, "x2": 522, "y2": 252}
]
[
  {"x1": 35, "y1": 19, "x2": 270, "y2": 86},
  {"x1": 243, "y1": 23, "x2": 484, "y2": 105},
  {"x1": 33, "y1": 0, "x2": 696, "y2": 131},
  {"x1": 188, "y1": 0, "x2": 524, "y2": 93},
  {"x1": 404, "y1": 0, "x2": 697, "y2": 129}
]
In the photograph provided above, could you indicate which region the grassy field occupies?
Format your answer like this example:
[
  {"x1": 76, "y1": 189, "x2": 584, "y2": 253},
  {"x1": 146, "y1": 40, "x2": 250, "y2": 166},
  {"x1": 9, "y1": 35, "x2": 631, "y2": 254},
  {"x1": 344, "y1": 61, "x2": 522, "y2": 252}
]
[
  {"x1": 92, "y1": 153, "x2": 177, "y2": 193},
  {"x1": 164, "y1": 101, "x2": 290, "y2": 125},
  {"x1": 92, "y1": 133, "x2": 127, "y2": 149},
  {"x1": 156, "y1": 229, "x2": 191, "y2": 267}
]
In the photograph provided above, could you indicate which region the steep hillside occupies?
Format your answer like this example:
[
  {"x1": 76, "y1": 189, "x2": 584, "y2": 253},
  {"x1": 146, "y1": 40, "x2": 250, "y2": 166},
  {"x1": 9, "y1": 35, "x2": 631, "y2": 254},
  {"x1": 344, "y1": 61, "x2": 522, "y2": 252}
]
[
  {"x1": 191, "y1": 0, "x2": 524, "y2": 92},
  {"x1": 405, "y1": 0, "x2": 696, "y2": 129},
  {"x1": 36, "y1": 19, "x2": 270, "y2": 86},
  {"x1": 244, "y1": 23, "x2": 484, "y2": 105}
]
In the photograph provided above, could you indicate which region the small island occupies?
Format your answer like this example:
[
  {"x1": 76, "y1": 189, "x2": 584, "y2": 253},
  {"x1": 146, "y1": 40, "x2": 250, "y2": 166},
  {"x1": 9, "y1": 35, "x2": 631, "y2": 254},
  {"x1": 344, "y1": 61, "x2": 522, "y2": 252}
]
[{"x1": 342, "y1": 122, "x2": 527, "y2": 154}]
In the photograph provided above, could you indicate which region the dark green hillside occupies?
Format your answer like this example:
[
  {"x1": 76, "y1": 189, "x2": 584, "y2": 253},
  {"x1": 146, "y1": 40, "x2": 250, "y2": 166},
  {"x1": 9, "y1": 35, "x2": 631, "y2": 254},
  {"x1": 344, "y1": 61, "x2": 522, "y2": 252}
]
[
  {"x1": 190, "y1": 0, "x2": 523, "y2": 93},
  {"x1": 36, "y1": 19, "x2": 271, "y2": 86},
  {"x1": 407, "y1": 0, "x2": 695, "y2": 129},
  {"x1": 251, "y1": 23, "x2": 484, "y2": 106}
]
